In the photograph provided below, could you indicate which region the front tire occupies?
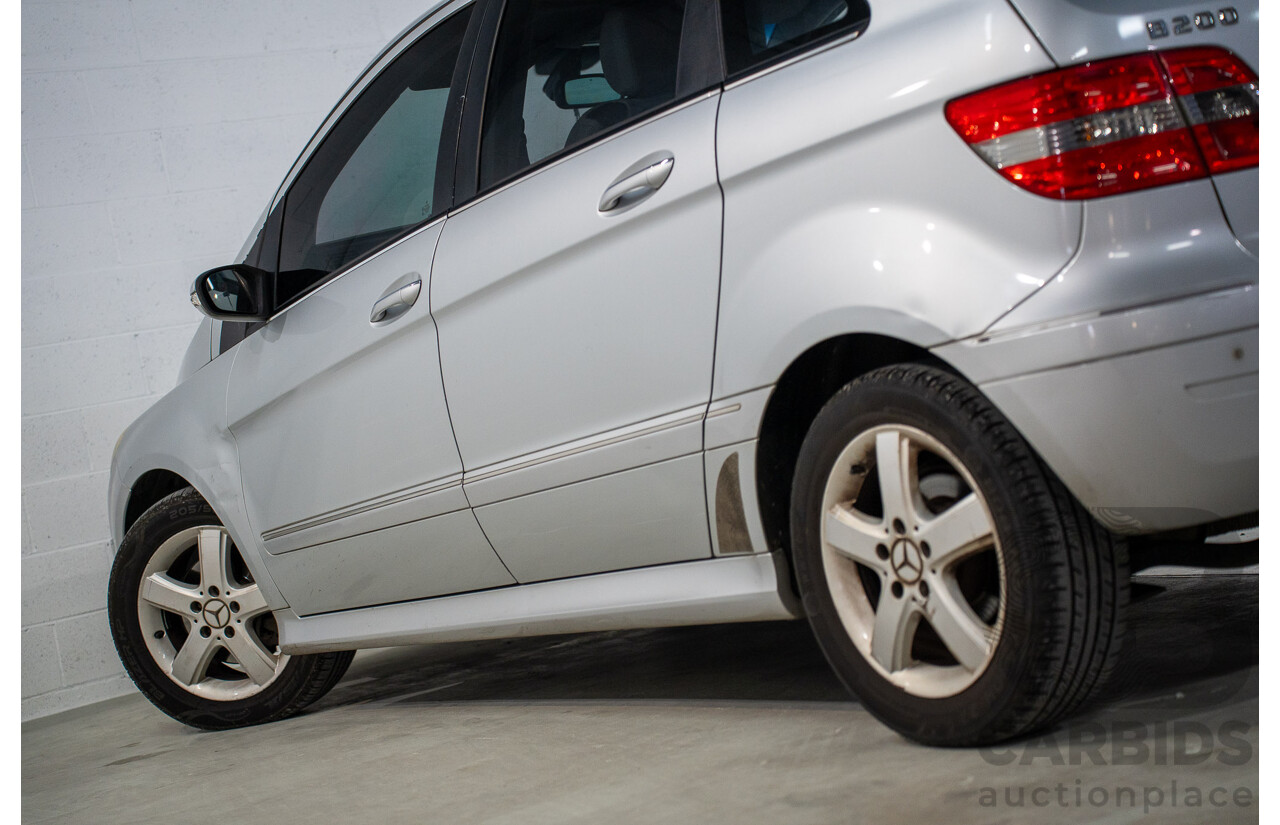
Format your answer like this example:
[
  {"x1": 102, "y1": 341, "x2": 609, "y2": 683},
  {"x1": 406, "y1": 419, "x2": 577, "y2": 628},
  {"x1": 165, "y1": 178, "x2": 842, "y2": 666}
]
[
  {"x1": 790, "y1": 365, "x2": 1126, "y2": 746},
  {"x1": 108, "y1": 488, "x2": 353, "y2": 729}
]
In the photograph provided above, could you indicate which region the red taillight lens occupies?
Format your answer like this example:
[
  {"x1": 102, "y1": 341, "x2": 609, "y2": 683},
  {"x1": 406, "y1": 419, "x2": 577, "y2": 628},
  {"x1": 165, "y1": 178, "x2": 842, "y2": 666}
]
[
  {"x1": 1158, "y1": 47, "x2": 1259, "y2": 174},
  {"x1": 945, "y1": 48, "x2": 1258, "y2": 199}
]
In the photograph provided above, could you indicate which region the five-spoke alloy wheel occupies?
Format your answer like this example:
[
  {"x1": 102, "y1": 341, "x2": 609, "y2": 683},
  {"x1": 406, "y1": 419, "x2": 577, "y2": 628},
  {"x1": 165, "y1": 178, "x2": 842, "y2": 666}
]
[
  {"x1": 819, "y1": 424, "x2": 1004, "y2": 699},
  {"x1": 109, "y1": 488, "x2": 353, "y2": 729},
  {"x1": 136, "y1": 525, "x2": 286, "y2": 700},
  {"x1": 791, "y1": 365, "x2": 1127, "y2": 746}
]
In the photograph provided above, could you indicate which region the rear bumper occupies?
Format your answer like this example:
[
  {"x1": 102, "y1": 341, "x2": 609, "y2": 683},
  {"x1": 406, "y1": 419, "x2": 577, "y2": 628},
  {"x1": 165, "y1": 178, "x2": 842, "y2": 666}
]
[{"x1": 936, "y1": 286, "x2": 1257, "y2": 534}]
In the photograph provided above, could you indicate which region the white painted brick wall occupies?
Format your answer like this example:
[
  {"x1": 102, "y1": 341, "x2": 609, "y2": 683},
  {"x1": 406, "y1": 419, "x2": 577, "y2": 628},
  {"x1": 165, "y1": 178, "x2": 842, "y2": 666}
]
[{"x1": 22, "y1": 0, "x2": 436, "y2": 721}]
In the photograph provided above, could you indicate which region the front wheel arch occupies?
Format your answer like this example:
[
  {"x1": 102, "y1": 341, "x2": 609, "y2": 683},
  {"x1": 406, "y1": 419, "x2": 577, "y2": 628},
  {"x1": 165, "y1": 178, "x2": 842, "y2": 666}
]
[{"x1": 123, "y1": 468, "x2": 195, "y2": 536}]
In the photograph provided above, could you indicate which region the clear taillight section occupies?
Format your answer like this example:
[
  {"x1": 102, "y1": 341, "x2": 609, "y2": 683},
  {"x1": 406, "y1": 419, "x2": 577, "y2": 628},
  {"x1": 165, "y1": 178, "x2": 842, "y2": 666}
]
[
  {"x1": 1159, "y1": 47, "x2": 1260, "y2": 174},
  {"x1": 945, "y1": 47, "x2": 1258, "y2": 200}
]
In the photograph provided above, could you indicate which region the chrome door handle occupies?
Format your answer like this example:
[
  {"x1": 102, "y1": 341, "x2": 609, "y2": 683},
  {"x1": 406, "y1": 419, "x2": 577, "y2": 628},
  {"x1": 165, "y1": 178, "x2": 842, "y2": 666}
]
[
  {"x1": 370, "y1": 278, "x2": 421, "y2": 323},
  {"x1": 598, "y1": 154, "x2": 675, "y2": 212}
]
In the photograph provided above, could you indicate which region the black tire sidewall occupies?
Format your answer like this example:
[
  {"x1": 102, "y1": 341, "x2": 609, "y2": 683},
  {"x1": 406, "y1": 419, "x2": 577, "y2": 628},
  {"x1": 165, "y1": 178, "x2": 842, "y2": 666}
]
[{"x1": 791, "y1": 368, "x2": 1068, "y2": 745}]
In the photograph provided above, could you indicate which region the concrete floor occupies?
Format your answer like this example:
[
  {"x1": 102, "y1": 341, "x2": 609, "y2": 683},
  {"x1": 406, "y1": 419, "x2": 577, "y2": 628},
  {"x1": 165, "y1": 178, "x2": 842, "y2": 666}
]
[{"x1": 24, "y1": 572, "x2": 1257, "y2": 824}]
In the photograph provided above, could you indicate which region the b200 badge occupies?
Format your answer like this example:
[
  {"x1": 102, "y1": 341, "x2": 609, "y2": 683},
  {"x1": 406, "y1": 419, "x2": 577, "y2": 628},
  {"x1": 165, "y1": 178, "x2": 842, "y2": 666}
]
[{"x1": 1148, "y1": 7, "x2": 1239, "y2": 39}]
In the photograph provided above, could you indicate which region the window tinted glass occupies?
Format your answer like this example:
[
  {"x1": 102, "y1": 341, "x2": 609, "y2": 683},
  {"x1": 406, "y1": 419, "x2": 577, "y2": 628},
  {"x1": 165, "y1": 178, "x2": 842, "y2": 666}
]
[
  {"x1": 314, "y1": 87, "x2": 449, "y2": 244},
  {"x1": 275, "y1": 7, "x2": 471, "y2": 309},
  {"x1": 721, "y1": 0, "x2": 869, "y2": 77},
  {"x1": 480, "y1": 0, "x2": 687, "y2": 190}
]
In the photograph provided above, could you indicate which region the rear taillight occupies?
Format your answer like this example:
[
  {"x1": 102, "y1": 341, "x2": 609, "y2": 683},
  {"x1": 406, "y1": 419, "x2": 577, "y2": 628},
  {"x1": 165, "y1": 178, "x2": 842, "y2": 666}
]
[
  {"x1": 1159, "y1": 47, "x2": 1260, "y2": 174},
  {"x1": 945, "y1": 47, "x2": 1258, "y2": 200}
]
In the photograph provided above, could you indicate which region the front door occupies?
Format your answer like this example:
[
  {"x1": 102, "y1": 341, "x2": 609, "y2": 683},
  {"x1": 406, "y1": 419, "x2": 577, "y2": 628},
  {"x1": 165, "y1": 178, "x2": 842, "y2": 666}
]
[{"x1": 226, "y1": 3, "x2": 515, "y2": 616}]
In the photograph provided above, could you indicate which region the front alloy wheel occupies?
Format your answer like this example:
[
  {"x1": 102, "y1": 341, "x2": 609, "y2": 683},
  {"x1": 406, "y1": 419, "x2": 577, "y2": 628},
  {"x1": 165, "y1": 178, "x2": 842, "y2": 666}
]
[
  {"x1": 136, "y1": 525, "x2": 286, "y2": 700},
  {"x1": 109, "y1": 488, "x2": 353, "y2": 729}
]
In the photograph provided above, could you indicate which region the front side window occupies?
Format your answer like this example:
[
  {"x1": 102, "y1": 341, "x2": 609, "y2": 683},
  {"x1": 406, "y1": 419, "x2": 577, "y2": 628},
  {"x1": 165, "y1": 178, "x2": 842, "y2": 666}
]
[
  {"x1": 275, "y1": 7, "x2": 472, "y2": 309},
  {"x1": 721, "y1": 0, "x2": 870, "y2": 78},
  {"x1": 479, "y1": 0, "x2": 688, "y2": 190}
]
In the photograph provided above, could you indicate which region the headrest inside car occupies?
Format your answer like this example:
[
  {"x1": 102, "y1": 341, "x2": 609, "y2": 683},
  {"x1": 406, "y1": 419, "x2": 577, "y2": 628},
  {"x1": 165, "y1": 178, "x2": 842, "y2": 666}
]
[{"x1": 599, "y1": 3, "x2": 682, "y2": 99}]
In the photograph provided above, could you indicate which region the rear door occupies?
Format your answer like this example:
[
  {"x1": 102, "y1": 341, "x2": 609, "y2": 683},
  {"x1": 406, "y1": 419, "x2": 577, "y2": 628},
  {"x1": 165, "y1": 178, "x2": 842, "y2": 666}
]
[
  {"x1": 227, "y1": 1, "x2": 517, "y2": 616},
  {"x1": 431, "y1": 0, "x2": 726, "y2": 582}
]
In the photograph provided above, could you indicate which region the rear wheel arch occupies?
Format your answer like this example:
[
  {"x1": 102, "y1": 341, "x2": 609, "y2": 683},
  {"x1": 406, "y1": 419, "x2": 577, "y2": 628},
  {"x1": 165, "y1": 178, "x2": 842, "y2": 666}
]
[{"x1": 754, "y1": 334, "x2": 960, "y2": 561}]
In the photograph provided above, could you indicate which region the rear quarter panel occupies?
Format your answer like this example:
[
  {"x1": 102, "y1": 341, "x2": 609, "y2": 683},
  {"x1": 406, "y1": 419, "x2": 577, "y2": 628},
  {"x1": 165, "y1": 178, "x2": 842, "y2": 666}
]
[
  {"x1": 713, "y1": 0, "x2": 1081, "y2": 399},
  {"x1": 1006, "y1": 0, "x2": 1258, "y2": 68},
  {"x1": 1004, "y1": 0, "x2": 1259, "y2": 258}
]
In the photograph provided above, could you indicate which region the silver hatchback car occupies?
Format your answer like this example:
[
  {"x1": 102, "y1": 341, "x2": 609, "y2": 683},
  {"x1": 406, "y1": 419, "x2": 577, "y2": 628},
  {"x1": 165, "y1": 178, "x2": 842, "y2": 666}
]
[{"x1": 107, "y1": 0, "x2": 1258, "y2": 744}]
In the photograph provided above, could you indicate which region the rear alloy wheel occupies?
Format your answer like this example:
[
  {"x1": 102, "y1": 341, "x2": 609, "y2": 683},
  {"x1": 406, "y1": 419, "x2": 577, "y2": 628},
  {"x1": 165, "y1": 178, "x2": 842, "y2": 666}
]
[
  {"x1": 790, "y1": 365, "x2": 1127, "y2": 746},
  {"x1": 109, "y1": 488, "x2": 353, "y2": 729},
  {"x1": 820, "y1": 423, "x2": 1004, "y2": 699}
]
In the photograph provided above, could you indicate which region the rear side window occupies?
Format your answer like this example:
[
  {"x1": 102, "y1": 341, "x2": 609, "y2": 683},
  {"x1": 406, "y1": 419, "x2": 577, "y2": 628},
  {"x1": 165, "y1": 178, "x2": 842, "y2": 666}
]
[
  {"x1": 274, "y1": 7, "x2": 472, "y2": 309},
  {"x1": 720, "y1": 0, "x2": 870, "y2": 78}
]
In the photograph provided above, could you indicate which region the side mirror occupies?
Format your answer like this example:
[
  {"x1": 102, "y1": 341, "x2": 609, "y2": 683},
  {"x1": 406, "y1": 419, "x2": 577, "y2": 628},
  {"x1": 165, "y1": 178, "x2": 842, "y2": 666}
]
[{"x1": 190, "y1": 265, "x2": 271, "y2": 321}]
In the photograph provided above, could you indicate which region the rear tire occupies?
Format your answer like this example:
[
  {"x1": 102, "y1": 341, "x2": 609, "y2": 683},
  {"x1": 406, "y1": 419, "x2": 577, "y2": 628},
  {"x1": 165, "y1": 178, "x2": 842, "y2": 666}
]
[
  {"x1": 108, "y1": 488, "x2": 354, "y2": 730},
  {"x1": 790, "y1": 364, "x2": 1127, "y2": 746}
]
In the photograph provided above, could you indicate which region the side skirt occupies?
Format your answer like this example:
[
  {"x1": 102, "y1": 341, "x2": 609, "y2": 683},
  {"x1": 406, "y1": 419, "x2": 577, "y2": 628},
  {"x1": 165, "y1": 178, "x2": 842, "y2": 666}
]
[{"x1": 276, "y1": 552, "x2": 800, "y2": 653}]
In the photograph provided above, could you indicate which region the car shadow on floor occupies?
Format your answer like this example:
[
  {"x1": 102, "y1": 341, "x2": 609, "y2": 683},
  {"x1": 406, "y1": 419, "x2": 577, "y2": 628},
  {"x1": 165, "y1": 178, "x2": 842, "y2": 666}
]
[
  {"x1": 307, "y1": 571, "x2": 1258, "y2": 717},
  {"x1": 1089, "y1": 572, "x2": 1258, "y2": 713}
]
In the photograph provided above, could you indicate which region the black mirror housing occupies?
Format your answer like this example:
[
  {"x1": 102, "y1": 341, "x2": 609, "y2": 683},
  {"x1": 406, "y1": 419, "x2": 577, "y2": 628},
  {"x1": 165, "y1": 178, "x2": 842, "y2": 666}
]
[{"x1": 191, "y1": 264, "x2": 272, "y2": 322}]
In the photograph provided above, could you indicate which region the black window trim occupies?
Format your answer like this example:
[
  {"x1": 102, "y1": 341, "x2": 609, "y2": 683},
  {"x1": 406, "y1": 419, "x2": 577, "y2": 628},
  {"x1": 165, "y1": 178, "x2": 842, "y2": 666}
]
[
  {"x1": 219, "y1": 0, "x2": 494, "y2": 355},
  {"x1": 450, "y1": 0, "x2": 727, "y2": 208},
  {"x1": 718, "y1": 0, "x2": 872, "y2": 86},
  {"x1": 264, "y1": 0, "x2": 491, "y2": 319},
  {"x1": 261, "y1": 0, "x2": 485, "y2": 233}
]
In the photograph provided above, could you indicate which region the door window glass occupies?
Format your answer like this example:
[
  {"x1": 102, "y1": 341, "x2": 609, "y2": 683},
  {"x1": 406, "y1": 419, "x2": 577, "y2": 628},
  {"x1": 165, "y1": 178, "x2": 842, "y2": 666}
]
[
  {"x1": 479, "y1": 0, "x2": 688, "y2": 190},
  {"x1": 275, "y1": 7, "x2": 472, "y2": 309},
  {"x1": 720, "y1": 0, "x2": 870, "y2": 78}
]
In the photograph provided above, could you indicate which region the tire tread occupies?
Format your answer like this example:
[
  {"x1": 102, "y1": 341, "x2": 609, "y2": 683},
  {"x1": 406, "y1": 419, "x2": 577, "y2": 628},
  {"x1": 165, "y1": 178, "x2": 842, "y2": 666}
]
[{"x1": 792, "y1": 364, "x2": 1128, "y2": 745}]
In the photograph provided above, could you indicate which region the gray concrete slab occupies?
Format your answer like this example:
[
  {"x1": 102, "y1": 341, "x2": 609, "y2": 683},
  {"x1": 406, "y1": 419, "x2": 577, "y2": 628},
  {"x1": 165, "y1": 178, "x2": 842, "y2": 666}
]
[{"x1": 23, "y1": 573, "x2": 1258, "y2": 824}]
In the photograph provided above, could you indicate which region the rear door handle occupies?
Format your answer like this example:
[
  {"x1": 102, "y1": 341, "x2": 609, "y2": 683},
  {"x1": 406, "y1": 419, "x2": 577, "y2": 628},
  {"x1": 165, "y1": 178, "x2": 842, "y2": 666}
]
[
  {"x1": 370, "y1": 277, "x2": 422, "y2": 323},
  {"x1": 598, "y1": 153, "x2": 674, "y2": 212}
]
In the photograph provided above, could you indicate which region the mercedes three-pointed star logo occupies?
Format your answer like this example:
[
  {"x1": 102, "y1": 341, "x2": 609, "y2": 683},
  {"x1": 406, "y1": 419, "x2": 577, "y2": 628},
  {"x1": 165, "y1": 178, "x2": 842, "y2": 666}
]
[
  {"x1": 890, "y1": 539, "x2": 924, "y2": 584},
  {"x1": 202, "y1": 599, "x2": 230, "y2": 629}
]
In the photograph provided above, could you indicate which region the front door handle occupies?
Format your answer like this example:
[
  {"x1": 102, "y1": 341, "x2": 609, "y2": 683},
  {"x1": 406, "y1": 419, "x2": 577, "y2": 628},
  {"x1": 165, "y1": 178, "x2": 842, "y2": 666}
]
[
  {"x1": 370, "y1": 277, "x2": 422, "y2": 323},
  {"x1": 598, "y1": 153, "x2": 675, "y2": 212}
]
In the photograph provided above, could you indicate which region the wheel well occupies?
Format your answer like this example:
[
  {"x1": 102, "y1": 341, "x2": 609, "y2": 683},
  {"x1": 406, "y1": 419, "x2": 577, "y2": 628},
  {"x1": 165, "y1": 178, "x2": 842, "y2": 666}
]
[
  {"x1": 754, "y1": 334, "x2": 950, "y2": 559},
  {"x1": 124, "y1": 470, "x2": 194, "y2": 535}
]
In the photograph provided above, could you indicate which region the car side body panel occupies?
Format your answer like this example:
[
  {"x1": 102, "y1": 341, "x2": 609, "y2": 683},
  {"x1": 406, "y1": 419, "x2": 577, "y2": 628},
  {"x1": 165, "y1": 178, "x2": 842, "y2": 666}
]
[
  {"x1": 1004, "y1": 0, "x2": 1260, "y2": 259},
  {"x1": 432, "y1": 94, "x2": 725, "y2": 582},
  {"x1": 224, "y1": 221, "x2": 516, "y2": 615},
  {"x1": 1212, "y1": 168, "x2": 1259, "y2": 257},
  {"x1": 109, "y1": 353, "x2": 289, "y2": 610},
  {"x1": 277, "y1": 551, "x2": 800, "y2": 654},
  {"x1": 984, "y1": 180, "x2": 1256, "y2": 332},
  {"x1": 176, "y1": 316, "x2": 215, "y2": 382},
  {"x1": 712, "y1": 0, "x2": 1079, "y2": 400},
  {"x1": 1006, "y1": 0, "x2": 1259, "y2": 69},
  {"x1": 107, "y1": 0, "x2": 1257, "y2": 670},
  {"x1": 937, "y1": 285, "x2": 1257, "y2": 532},
  {"x1": 982, "y1": 325, "x2": 1257, "y2": 533}
]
